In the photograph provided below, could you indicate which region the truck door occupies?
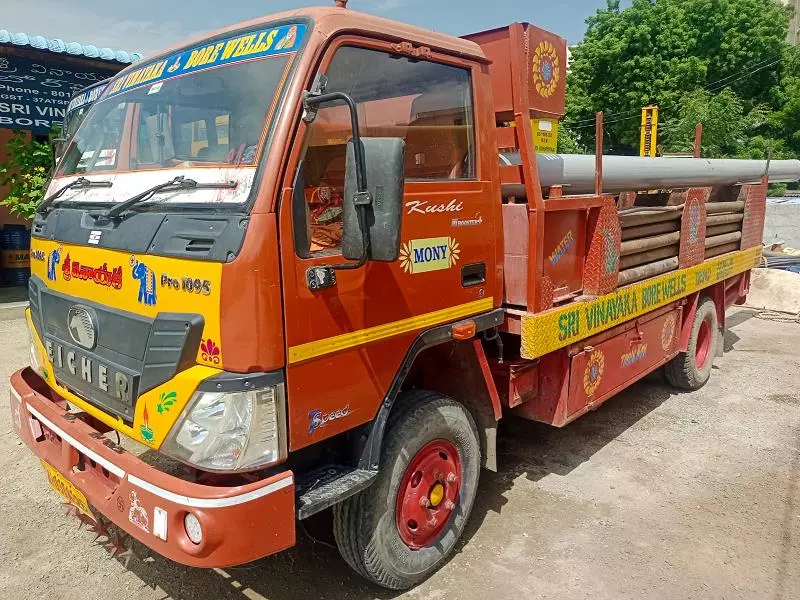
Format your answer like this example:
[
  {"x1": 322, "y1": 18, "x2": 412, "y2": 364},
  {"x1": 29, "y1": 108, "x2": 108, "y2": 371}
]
[{"x1": 278, "y1": 38, "x2": 499, "y2": 450}]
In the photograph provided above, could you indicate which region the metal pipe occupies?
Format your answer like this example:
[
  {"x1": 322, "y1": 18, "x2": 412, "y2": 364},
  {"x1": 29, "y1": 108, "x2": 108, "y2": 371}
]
[
  {"x1": 706, "y1": 213, "x2": 744, "y2": 226},
  {"x1": 621, "y1": 221, "x2": 681, "y2": 241},
  {"x1": 620, "y1": 245, "x2": 680, "y2": 269},
  {"x1": 706, "y1": 201, "x2": 745, "y2": 214},
  {"x1": 705, "y1": 223, "x2": 742, "y2": 237},
  {"x1": 499, "y1": 153, "x2": 800, "y2": 195},
  {"x1": 704, "y1": 231, "x2": 742, "y2": 249},
  {"x1": 620, "y1": 210, "x2": 683, "y2": 228},
  {"x1": 618, "y1": 257, "x2": 679, "y2": 286},
  {"x1": 620, "y1": 232, "x2": 681, "y2": 256},
  {"x1": 705, "y1": 242, "x2": 740, "y2": 259}
]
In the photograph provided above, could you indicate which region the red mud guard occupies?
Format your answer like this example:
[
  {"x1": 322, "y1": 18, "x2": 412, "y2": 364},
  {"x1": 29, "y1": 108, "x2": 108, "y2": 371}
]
[{"x1": 9, "y1": 368, "x2": 295, "y2": 568}]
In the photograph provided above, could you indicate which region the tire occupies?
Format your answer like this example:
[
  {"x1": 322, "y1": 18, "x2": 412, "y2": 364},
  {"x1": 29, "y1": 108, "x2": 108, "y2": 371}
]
[
  {"x1": 665, "y1": 297, "x2": 718, "y2": 390},
  {"x1": 333, "y1": 390, "x2": 480, "y2": 589}
]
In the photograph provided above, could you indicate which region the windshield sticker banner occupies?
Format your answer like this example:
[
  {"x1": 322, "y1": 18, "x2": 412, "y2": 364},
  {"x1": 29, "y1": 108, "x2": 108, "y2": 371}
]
[
  {"x1": 108, "y1": 23, "x2": 306, "y2": 98},
  {"x1": 66, "y1": 83, "x2": 106, "y2": 116}
]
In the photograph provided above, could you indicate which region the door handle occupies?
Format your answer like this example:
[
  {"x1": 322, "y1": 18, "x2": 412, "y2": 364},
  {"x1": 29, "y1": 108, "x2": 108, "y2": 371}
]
[{"x1": 461, "y1": 262, "x2": 486, "y2": 287}]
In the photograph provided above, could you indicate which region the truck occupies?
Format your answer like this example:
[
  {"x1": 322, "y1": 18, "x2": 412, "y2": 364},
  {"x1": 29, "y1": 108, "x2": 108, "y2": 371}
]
[
  {"x1": 52, "y1": 79, "x2": 110, "y2": 164},
  {"x1": 10, "y1": 2, "x2": 793, "y2": 590}
]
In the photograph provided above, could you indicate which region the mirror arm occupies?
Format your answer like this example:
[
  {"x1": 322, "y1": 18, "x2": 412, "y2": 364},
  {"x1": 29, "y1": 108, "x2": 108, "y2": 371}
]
[{"x1": 302, "y1": 91, "x2": 372, "y2": 276}]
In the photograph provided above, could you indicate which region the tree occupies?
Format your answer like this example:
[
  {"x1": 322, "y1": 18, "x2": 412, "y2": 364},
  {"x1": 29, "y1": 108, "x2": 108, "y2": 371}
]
[
  {"x1": 660, "y1": 88, "x2": 769, "y2": 157},
  {"x1": 0, "y1": 131, "x2": 53, "y2": 221},
  {"x1": 565, "y1": 0, "x2": 791, "y2": 155}
]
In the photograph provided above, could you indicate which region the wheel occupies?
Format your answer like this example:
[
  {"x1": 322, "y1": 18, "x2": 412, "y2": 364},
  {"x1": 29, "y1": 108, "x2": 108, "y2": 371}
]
[
  {"x1": 333, "y1": 390, "x2": 480, "y2": 589},
  {"x1": 665, "y1": 297, "x2": 718, "y2": 390}
]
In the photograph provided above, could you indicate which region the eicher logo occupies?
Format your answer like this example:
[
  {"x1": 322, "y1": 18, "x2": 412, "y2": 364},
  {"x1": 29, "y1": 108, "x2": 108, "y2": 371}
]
[
  {"x1": 405, "y1": 199, "x2": 463, "y2": 215},
  {"x1": 308, "y1": 406, "x2": 350, "y2": 434},
  {"x1": 400, "y1": 237, "x2": 461, "y2": 274}
]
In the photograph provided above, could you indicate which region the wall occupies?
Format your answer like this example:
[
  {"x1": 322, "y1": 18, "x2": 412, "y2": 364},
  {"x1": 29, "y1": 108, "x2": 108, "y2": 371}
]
[{"x1": 764, "y1": 200, "x2": 800, "y2": 248}]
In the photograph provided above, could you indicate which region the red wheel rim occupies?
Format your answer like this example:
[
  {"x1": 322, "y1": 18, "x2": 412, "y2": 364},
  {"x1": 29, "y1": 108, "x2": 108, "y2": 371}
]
[
  {"x1": 396, "y1": 440, "x2": 462, "y2": 549},
  {"x1": 695, "y1": 318, "x2": 712, "y2": 368}
]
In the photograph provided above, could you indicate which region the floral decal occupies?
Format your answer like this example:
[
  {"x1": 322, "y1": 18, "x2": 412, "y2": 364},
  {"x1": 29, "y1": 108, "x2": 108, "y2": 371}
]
[
  {"x1": 200, "y1": 338, "x2": 221, "y2": 365},
  {"x1": 583, "y1": 350, "x2": 605, "y2": 395},
  {"x1": 157, "y1": 391, "x2": 177, "y2": 414},
  {"x1": 532, "y1": 40, "x2": 561, "y2": 99}
]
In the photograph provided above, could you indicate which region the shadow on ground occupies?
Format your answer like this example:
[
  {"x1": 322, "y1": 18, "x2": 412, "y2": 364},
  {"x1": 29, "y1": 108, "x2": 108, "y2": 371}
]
[{"x1": 108, "y1": 369, "x2": 683, "y2": 600}]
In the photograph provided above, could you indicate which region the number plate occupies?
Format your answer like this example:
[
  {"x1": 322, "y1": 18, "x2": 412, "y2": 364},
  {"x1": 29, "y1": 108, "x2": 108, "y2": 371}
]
[{"x1": 40, "y1": 459, "x2": 93, "y2": 517}]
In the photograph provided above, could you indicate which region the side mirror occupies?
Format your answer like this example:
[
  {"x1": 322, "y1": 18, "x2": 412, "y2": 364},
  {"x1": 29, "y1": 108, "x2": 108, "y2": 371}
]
[{"x1": 342, "y1": 137, "x2": 405, "y2": 262}]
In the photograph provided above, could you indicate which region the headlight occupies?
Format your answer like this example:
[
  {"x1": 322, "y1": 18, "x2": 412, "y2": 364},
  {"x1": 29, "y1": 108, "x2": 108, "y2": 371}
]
[{"x1": 161, "y1": 384, "x2": 287, "y2": 472}]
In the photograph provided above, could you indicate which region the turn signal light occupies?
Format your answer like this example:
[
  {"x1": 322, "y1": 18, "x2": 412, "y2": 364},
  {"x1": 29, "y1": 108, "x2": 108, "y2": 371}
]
[{"x1": 452, "y1": 320, "x2": 477, "y2": 340}]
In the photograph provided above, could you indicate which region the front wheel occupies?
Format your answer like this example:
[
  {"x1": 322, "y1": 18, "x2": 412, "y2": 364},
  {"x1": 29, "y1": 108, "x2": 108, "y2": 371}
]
[{"x1": 333, "y1": 390, "x2": 480, "y2": 589}]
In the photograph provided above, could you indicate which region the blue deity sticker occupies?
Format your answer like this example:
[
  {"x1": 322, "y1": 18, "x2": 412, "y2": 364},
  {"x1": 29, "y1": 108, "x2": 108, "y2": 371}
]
[
  {"x1": 131, "y1": 256, "x2": 157, "y2": 306},
  {"x1": 47, "y1": 247, "x2": 62, "y2": 281}
]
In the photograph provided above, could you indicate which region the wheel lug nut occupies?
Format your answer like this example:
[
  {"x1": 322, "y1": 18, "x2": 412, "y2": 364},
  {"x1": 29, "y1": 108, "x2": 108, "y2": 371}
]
[
  {"x1": 446, "y1": 472, "x2": 457, "y2": 483},
  {"x1": 444, "y1": 500, "x2": 455, "y2": 510},
  {"x1": 419, "y1": 497, "x2": 431, "y2": 508}
]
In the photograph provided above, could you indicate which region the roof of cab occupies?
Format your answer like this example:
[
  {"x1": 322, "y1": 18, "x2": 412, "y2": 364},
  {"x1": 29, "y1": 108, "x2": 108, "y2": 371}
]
[{"x1": 119, "y1": 6, "x2": 486, "y2": 73}]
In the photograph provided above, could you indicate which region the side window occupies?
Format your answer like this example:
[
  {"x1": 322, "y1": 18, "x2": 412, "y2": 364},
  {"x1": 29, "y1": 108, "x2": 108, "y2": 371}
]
[{"x1": 301, "y1": 45, "x2": 475, "y2": 254}]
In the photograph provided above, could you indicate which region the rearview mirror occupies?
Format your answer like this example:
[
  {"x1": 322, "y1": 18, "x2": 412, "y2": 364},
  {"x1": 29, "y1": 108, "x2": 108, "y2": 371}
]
[{"x1": 342, "y1": 137, "x2": 405, "y2": 262}]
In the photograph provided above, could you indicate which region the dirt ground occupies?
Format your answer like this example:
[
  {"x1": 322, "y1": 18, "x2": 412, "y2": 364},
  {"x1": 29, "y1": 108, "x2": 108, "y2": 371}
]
[{"x1": 0, "y1": 306, "x2": 798, "y2": 600}]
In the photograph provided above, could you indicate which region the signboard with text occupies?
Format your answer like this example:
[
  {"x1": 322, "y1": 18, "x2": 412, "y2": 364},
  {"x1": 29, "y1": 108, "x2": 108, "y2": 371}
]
[{"x1": 0, "y1": 52, "x2": 116, "y2": 133}]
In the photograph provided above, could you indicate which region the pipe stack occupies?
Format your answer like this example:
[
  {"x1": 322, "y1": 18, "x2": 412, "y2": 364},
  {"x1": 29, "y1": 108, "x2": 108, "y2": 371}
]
[
  {"x1": 704, "y1": 201, "x2": 745, "y2": 259},
  {"x1": 617, "y1": 207, "x2": 683, "y2": 285}
]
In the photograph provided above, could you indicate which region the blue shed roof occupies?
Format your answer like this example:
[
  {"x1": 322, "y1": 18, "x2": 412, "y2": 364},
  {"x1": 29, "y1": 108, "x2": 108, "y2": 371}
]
[{"x1": 0, "y1": 29, "x2": 143, "y2": 63}]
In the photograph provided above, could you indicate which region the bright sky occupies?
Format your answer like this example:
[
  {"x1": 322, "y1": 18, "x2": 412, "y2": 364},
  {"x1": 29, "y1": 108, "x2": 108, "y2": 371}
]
[{"x1": 3, "y1": 0, "x2": 628, "y2": 57}]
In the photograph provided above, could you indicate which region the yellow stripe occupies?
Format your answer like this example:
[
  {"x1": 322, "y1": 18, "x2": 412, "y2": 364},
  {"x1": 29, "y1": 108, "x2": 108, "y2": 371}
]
[
  {"x1": 521, "y1": 246, "x2": 762, "y2": 359},
  {"x1": 288, "y1": 297, "x2": 495, "y2": 364}
]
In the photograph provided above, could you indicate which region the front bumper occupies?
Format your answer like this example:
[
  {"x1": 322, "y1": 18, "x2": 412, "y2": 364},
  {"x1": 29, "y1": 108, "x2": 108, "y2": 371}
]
[{"x1": 9, "y1": 367, "x2": 296, "y2": 568}]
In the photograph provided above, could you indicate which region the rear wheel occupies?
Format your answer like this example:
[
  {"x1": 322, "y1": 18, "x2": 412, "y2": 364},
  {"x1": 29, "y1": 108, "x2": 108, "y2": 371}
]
[
  {"x1": 333, "y1": 390, "x2": 480, "y2": 589},
  {"x1": 665, "y1": 297, "x2": 718, "y2": 390}
]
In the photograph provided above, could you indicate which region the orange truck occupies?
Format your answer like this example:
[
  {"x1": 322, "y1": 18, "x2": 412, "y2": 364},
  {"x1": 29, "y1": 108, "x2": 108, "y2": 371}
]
[{"x1": 11, "y1": 3, "x2": 770, "y2": 589}]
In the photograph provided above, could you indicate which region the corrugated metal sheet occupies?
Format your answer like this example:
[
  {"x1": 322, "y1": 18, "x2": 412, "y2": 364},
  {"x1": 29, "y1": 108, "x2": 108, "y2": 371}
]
[{"x1": 0, "y1": 29, "x2": 142, "y2": 63}]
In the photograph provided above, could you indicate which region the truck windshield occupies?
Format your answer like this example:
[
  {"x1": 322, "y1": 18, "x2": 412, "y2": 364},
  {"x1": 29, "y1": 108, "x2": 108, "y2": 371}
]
[
  {"x1": 53, "y1": 22, "x2": 306, "y2": 207},
  {"x1": 63, "y1": 81, "x2": 107, "y2": 140}
]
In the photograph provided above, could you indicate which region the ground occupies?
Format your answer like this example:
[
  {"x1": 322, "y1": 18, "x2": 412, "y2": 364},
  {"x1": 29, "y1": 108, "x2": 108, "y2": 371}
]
[{"x1": 0, "y1": 306, "x2": 798, "y2": 600}]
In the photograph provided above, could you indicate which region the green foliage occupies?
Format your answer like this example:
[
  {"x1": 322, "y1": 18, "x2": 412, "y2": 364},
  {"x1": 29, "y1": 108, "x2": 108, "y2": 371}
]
[
  {"x1": 557, "y1": 122, "x2": 587, "y2": 154},
  {"x1": 566, "y1": 0, "x2": 792, "y2": 155},
  {"x1": 0, "y1": 131, "x2": 53, "y2": 220},
  {"x1": 661, "y1": 88, "x2": 769, "y2": 157}
]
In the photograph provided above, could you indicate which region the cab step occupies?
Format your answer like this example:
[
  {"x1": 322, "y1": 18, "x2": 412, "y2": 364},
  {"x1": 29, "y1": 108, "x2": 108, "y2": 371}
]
[{"x1": 295, "y1": 465, "x2": 377, "y2": 520}]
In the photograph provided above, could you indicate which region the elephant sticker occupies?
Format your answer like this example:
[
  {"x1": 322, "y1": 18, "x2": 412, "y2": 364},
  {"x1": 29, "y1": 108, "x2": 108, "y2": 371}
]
[
  {"x1": 131, "y1": 256, "x2": 157, "y2": 306},
  {"x1": 47, "y1": 247, "x2": 61, "y2": 281}
]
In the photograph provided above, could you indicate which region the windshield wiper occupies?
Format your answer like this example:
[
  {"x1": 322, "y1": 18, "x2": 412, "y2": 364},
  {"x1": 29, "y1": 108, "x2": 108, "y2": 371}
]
[
  {"x1": 97, "y1": 175, "x2": 237, "y2": 220},
  {"x1": 38, "y1": 176, "x2": 113, "y2": 214}
]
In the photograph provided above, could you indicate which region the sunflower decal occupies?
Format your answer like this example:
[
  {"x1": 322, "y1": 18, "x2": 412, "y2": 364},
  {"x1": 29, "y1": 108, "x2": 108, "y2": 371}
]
[
  {"x1": 400, "y1": 237, "x2": 460, "y2": 274},
  {"x1": 583, "y1": 350, "x2": 605, "y2": 395},
  {"x1": 532, "y1": 40, "x2": 561, "y2": 99}
]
